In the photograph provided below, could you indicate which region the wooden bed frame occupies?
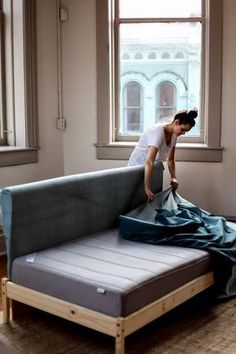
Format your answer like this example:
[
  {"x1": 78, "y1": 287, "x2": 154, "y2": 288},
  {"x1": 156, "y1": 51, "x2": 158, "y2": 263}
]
[{"x1": 2, "y1": 272, "x2": 214, "y2": 354}]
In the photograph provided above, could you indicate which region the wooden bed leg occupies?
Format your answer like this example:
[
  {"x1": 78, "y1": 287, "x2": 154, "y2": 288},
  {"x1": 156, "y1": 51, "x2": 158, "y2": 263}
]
[
  {"x1": 115, "y1": 319, "x2": 125, "y2": 354},
  {"x1": 1, "y1": 278, "x2": 10, "y2": 323}
]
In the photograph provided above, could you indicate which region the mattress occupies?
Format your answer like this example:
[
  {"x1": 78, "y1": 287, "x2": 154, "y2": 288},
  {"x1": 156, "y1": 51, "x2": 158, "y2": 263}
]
[{"x1": 12, "y1": 228, "x2": 211, "y2": 317}]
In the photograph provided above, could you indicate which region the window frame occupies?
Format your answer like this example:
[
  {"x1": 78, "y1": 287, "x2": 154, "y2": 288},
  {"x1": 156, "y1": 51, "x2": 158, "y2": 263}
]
[
  {"x1": 116, "y1": 17, "x2": 203, "y2": 143},
  {"x1": 96, "y1": 0, "x2": 223, "y2": 162},
  {"x1": 0, "y1": 0, "x2": 38, "y2": 167},
  {"x1": 0, "y1": 2, "x2": 6, "y2": 145}
]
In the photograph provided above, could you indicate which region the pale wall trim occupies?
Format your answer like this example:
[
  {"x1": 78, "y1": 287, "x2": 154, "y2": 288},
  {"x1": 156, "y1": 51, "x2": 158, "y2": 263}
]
[
  {"x1": 0, "y1": 147, "x2": 38, "y2": 166},
  {"x1": 96, "y1": 143, "x2": 223, "y2": 162}
]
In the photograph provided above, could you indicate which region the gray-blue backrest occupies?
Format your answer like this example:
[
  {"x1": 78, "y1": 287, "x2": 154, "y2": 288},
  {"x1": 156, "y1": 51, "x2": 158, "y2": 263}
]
[{"x1": 1, "y1": 163, "x2": 163, "y2": 278}]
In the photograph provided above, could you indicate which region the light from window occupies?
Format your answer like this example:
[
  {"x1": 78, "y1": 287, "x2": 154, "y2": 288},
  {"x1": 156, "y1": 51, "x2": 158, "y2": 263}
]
[{"x1": 119, "y1": 0, "x2": 201, "y2": 18}]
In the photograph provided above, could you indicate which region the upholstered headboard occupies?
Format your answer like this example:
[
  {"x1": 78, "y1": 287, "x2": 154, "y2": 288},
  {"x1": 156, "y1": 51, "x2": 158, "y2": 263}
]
[{"x1": 1, "y1": 162, "x2": 164, "y2": 277}]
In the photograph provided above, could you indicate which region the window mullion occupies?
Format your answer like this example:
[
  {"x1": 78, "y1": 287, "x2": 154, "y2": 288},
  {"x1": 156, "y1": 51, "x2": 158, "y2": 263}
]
[{"x1": 117, "y1": 17, "x2": 202, "y2": 24}]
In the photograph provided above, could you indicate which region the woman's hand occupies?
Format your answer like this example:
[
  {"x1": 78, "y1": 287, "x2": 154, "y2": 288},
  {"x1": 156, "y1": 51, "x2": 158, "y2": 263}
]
[
  {"x1": 170, "y1": 177, "x2": 179, "y2": 190},
  {"x1": 145, "y1": 187, "x2": 155, "y2": 203}
]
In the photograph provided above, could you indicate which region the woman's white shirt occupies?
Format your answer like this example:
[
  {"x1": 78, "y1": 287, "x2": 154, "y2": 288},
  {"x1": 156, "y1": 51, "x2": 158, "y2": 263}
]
[{"x1": 128, "y1": 124, "x2": 177, "y2": 166}]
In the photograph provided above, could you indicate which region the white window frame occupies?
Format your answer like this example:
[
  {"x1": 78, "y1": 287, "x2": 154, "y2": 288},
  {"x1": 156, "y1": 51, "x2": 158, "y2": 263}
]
[
  {"x1": 0, "y1": 0, "x2": 38, "y2": 167},
  {"x1": 96, "y1": 0, "x2": 223, "y2": 162}
]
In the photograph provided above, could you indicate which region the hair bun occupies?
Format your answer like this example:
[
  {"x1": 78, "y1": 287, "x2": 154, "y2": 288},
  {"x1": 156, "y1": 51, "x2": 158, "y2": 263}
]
[{"x1": 188, "y1": 108, "x2": 198, "y2": 119}]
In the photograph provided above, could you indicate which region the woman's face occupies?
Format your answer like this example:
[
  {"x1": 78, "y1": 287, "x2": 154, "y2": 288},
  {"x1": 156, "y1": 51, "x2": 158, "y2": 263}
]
[{"x1": 174, "y1": 121, "x2": 192, "y2": 136}]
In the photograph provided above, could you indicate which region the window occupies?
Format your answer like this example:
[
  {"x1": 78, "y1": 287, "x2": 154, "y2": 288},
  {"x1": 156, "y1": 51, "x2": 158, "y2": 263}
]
[
  {"x1": 156, "y1": 81, "x2": 176, "y2": 123},
  {"x1": 122, "y1": 52, "x2": 130, "y2": 60},
  {"x1": 175, "y1": 51, "x2": 184, "y2": 59},
  {"x1": 0, "y1": 0, "x2": 38, "y2": 167},
  {"x1": 96, "y1": 0, "x2": 223, "y2": 161},
  {"x1": 134, "y1": 52, "x2": 143, "y2": 60},
  {"x1": 123, "y1": 82, "x2": 142, "y2": 134},
  {"x1": 148, "y1": 52, "x2": 156, "y2": 59},
  {"x1": 161, "y1": 52, "x2": 170, "y2": 59}
]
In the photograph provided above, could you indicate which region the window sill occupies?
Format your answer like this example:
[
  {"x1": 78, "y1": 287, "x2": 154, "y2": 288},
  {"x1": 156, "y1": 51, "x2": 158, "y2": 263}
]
[
  {"x1": 95, "y1": 142, "x2": 223, "y2": 162},
  {"x1": 0, "y1": 147, "x2": 39, "y2": 167}
]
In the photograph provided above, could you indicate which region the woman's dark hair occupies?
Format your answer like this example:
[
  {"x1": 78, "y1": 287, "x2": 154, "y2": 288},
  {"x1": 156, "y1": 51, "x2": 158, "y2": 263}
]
[{"x1": 174, "y1": 108, "x2": 198, "y2": 127}]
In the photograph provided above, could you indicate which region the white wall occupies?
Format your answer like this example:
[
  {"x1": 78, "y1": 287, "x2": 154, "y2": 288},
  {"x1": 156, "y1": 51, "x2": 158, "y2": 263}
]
[
  {"x1": 0, "y1": 0, "x2": 64, "y2": 188},
  {"x1": 1, "y1": 0, "x2": 236, "y2": 218},
  {"x1": 60, "y1": 0, "x2": 123, "y2": 174}
]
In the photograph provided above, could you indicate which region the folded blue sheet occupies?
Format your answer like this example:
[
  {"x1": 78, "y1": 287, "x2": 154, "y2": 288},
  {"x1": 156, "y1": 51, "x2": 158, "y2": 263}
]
[{"x1": 120, "y1": 188, "x2": 236, "y2": 297}]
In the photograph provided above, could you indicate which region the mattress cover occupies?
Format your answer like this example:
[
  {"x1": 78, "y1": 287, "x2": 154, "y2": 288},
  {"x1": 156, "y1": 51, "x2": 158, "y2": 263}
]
[{"x1": 12, "y1": 229, "x2": 211, "y2": 317}]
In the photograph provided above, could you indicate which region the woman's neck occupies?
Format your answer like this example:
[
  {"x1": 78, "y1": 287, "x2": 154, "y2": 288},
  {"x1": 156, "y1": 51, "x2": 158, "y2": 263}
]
[
  {"x1": 164, "y1": 123, "x2": 174, "y2": 134},
  {"x1": 164, "y1": 123, "x2": 174, "y2": 145}
]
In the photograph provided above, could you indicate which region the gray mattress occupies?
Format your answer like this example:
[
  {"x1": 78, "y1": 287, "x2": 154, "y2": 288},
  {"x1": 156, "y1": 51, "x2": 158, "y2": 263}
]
[{"x1": 12, "y1": 229, "x2": 211, "y2": 317}]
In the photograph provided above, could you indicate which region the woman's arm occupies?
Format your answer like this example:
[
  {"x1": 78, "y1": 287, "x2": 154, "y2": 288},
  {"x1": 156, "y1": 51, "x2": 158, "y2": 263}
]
[
  {"x1": 167, "y1": 147, "x2": 178, "y2": 189},
  {"x1": 144, "y1": 146, "x2": 158, "y2": 202}
]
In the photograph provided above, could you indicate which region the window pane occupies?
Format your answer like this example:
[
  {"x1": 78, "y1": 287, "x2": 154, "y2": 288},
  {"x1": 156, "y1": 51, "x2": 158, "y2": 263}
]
[
  {"x1": 156, "y1": 81, "x2": 176, "y2": 122},
  {"x1": 122, "y1": 83, "x2": 142, "y2": 134},
  {"x1": 119, "y1": 22, "x2": 201, "y2": 136},
  {"x1": 125, "y1": 108, "x2": 141, "y2": 131},
  {"x1": 127, "y1": 84, "x2": 140, "y2": 106},
  {"x1": 119, "y1": 0, "x2": 201, "y2": 18}
]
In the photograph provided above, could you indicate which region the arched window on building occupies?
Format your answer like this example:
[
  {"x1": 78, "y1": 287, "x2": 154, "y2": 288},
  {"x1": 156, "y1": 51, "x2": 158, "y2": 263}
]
[
  {"x1": 161, "y1": 52, "x2": 170, "y2": 59},
  {"x1": 148, "y1": 52, "x2": 156, "y2": 59},
  {"x1": 175, "y1": 51, "x2": 184, "y2": 59},
  {"x1": 122, "y1": 52, "x2": 130, "y2": 60},
  {"x1": 156, "y1": 81, "x2": 176, "y2": 122},
  {"x1": 134, "y1": 52, "x2": 143, "y2": 59},
  {"x1": 123, "y1": 82, "x2": 142, "y2": 133}
]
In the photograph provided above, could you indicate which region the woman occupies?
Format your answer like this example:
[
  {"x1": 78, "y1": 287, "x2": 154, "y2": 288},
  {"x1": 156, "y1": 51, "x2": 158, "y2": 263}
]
[{"x1": 128, "y1": 109, "x2": 198, "y2": 202}]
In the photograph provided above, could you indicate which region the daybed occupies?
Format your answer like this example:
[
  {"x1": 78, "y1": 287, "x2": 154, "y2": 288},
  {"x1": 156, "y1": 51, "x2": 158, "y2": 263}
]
[{"x1": 1, "y1": 163, "x2": 214, "y2": 354}]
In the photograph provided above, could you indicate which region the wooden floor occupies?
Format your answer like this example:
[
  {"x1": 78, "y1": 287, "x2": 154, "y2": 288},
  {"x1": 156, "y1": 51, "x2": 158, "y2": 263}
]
[{"x1": 0, "y1": 255, "x2": 7, "y2": 311}]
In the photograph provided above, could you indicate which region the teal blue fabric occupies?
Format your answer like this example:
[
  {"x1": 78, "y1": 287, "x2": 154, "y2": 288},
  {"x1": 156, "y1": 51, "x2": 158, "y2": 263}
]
[
  {"x1": 0, "y1": 163, "x2": 164, "y2": 278},
  {"x1": 120, "y1": 188, "x2": 236, "y2": 297}
]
